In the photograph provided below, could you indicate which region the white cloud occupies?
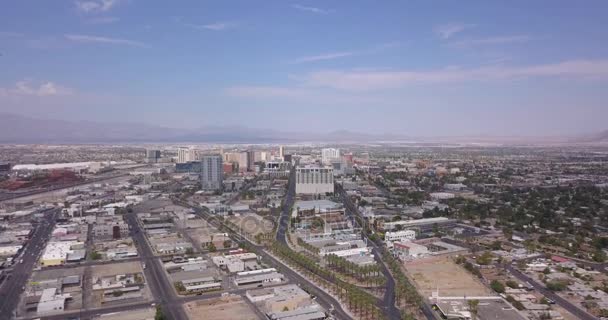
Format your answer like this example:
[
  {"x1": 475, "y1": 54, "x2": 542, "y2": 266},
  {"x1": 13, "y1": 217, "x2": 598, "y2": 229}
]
[
  {"x1": 0, "y1": 80, "x2": 73, "y2": 97},
  {"x1": 87, "y1": 16, "x2": 120, "y2": 24},
  {"x1": 75, "y1": 0, "x2": 122, "y2": 13},
  {"x1": 292, "y1": 4, "x2": 329, "y2": 14},
  {"x1": 65, "y1": 34, "x2": 147, "y2": 47},
  {"x1": 225, "y1": 86, "x2": 307, "y2": 98},
  {"x1": 300, "y1": 59, "x2": 608, "y2": 91},
  {"x1": 290, "y1": 42, "x2": 400, "y2": 64},
  {"x1": 292, "y1": 52, "x2": 355, "y2": 64},
  {"x1": 451, "y1": 35, "x2": 531, "y2": 47},
  {"x1": 183, "y1": 21, "x2": 237, "y2": 31},
  {"x1": 0, "y1": 31, "x2": 23, "y2": 37},
  {"x1": 434, "y1": 23, "x2": 475, "y2": 39}
]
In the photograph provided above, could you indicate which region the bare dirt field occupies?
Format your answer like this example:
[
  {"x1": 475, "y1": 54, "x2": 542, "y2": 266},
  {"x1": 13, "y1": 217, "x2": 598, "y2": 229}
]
[
  {"x1": 228, "y1": 213, "x2": 275, "y2": 237},
  {"x1": 183, "y1": 295, "x2": 259, "y2": 320},
  {"x1": 90, "y1": 260, "x2": 143, "y2": 277},
  {"x1": 404, "y1": 256, "x2": 491, "y2": 297}
]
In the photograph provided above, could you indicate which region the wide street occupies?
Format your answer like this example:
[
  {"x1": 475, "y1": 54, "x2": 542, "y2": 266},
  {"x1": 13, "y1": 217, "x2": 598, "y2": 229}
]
[
  {"x1": 124, "y1": 212, "x2": 189, "y2": 320},
  {"x1": 0, "y1": 209, "x2": 57, "y2": 320}
]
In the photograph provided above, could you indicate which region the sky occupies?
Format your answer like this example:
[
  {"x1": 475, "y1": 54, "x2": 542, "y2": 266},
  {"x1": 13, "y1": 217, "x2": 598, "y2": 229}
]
[{"x1": 1, "y1": 0, "x2": 608, "y2": 137}]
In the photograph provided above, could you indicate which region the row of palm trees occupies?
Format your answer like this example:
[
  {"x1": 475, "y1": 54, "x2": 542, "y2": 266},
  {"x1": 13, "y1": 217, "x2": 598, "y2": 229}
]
[
  {"x1": 297, "y1": 237, "x2": 320, "y2": 254},
  {"x1": 383, "y1": 252, "x2": 422, "y2": 311},
  {"x1": 325, "y1": 254, "x2": 386, "y2": 288},
  {"x1": 271, "y1": 242, "x2": 385, "y2": 320}
]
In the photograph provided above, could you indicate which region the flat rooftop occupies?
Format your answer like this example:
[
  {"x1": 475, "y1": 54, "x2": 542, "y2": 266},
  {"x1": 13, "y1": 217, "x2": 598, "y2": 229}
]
[{"x1": 434, "y1": 298, "x2": 525, "y2": 320}]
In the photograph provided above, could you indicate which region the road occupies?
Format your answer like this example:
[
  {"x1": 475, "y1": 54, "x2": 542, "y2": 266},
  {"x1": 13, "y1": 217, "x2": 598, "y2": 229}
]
[
  {"x1": 275, "y1": 168, "x2": 295, "y2": 246},
  {"x1": 0, "y1": 209, "x2": 58, "y2": 319},
  {"x1": 176, "y1": 170, "x2": 352, "y2": 320},
  {"x1": 505, "y1": 264, "x2": 598, "y2": 320},
  {"x1": 335, "y1": 184, "x2": 401, "y2": 320},
  {"x1": 360, "y1": 175, "x2": 442, "y2": 320},
  {"x1": 125, "y1": 213, "x2": 189, "y2": 320}
]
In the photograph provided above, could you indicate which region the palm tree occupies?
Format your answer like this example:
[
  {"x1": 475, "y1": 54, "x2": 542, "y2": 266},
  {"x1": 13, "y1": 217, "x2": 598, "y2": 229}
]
[{"x1": 468, "y1": 299, "x2": 480, "y2": 320}]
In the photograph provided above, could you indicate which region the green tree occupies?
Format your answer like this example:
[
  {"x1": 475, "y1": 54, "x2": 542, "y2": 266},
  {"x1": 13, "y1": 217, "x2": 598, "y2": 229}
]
[
  {"x1": 155, "y1": 305, "x2": 166, "y2": 320},
  {"x1": 468, "y1": 300, "x2": 479, "y2": 319},
  {"x1": 90, "y1": 251, "x2": 102, "y2": 260},
  {"x1": 490, "y1": 280, "x2": 505, "y2": 294}
]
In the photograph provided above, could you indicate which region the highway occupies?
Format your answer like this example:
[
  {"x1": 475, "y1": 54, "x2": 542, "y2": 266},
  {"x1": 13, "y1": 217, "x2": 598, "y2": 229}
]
[{"x1": 0, "y1": 209, "x2": 58, "y2": 320}]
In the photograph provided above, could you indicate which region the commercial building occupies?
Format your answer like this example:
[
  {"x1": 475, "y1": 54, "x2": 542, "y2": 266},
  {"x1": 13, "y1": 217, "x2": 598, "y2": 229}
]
[
  {"x1": 380, "y1": 217, "x2": 454, "y2": 231},
  {"x1": 40, "y1": 240, "x2": 85, "y2": 266},
  {"x1": 175, "y1": 161, "x2": 202, "y2": 173},
  {"x1": 385, "y1": 230, "x2": 416, "y2": 248},
  {"x1": 36, "y1": 288, "x2": 71, "y2": 314},
  {"x1": 265, "y1": 161, "x2": 291, "y2": 178},
  {"x1": 177, "y1": 147, "x2": 202, "y2": 164},
  {"x1": 321, "y1": 148, "x2": 340, "y2": 164},
  {"x1": 92, "y1": 221, "x2": 129, "y2": 240},
  {"x1": 292, "y1": 200, "x2": 343, "y2": 217},
  {"x1": 145, "y1": 149, "x2": 161, "y2": 163},
  {"x1": 247, "y1": 150, "x2": 256, "y2": 172},
  {"x1": 201, "y1": 154, "x2": 223, "y2": 191},
  {"x1": 0, "y1": 162, "x2": 10, "y2": 172},
  {"x1": 295, "y1": 166, "x2": 334, "y2": 195},
  {"x1": 393, "y1": 241, "x2": 428, "y2": 259},
  {"x1": 430, "y1": 192, "x2": 455, "y2": 200},
  {"x1": 234, "y1": 271, "x2": 284, "y2": 287}
]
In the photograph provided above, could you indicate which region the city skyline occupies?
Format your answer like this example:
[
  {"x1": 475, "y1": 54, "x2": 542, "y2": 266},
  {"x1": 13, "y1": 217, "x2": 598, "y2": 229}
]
[{"x1": 2, "y1": 1, "x2": 608, "y2": 136}]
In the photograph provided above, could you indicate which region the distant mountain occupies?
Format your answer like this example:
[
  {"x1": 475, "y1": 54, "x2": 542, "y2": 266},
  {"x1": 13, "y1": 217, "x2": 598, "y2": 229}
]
[
  {"x1": 569, "y1": 129, "x2": 608, "y2": 143},
  {"x1": 0, "y1": 113, "x2": 402, "y2": 143},
  {"x1": 0, "y1": 113, "x2": 605, "y2": 144}
]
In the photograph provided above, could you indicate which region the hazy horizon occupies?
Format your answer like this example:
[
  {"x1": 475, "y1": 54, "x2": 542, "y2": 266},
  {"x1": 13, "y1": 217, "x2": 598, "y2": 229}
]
[{"x1": 2, "y1": 1, "x2": 608, "y2": 136}]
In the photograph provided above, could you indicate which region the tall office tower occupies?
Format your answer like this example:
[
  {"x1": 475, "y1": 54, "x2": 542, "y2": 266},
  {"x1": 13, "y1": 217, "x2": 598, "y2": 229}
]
[
  {"x1": 145, "y1": 149, "x2": 161, "y2": 163},
  {"x1": 321, "y1": 148, "x2": 340, "y2": 164},
  {"x1": 247, "y1": 150, "x2": 255, "y2": 172},
  {"x1": 201, "y1": 154, "x2": 223, "y2": 191},
  {"x1": 279, "y1": 146, "x2": 284, "y2": 158}
]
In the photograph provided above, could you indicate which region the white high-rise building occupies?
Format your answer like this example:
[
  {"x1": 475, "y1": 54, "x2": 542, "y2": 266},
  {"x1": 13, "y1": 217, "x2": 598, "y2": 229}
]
[
  {"x1": 177, "y1": 147, "x2": 203, "y2": 163},
  {"x1": 295, "y1": 165, "x2": 334, "y2": 194},
  {"x1": 321, "y1": 148, "x2": 340, "y2": 164},
  {"x1": 279, "y1": 146, "x2": 284, "y2": 158},
  {"x1": 201, "y1": 155, "x2": 223, "y2": 190}
]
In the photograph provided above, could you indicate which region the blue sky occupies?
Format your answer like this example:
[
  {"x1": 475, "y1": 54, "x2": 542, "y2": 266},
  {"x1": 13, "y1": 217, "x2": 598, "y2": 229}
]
[{"x1": 1, "y1": 0, "x2": 608, "y2": 136}]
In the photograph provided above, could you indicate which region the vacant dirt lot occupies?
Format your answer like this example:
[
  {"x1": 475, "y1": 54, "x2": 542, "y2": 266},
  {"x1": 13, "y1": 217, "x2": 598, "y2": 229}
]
[
  {"x1": 228, "y1": 213, "x2": 275, "y2": 236},
  {"x1": 404, "y1": 256, "x2": 491, "y2": 297},
  {"x1": 184, "y1": 295, "x2": 259, "y2": 320}
]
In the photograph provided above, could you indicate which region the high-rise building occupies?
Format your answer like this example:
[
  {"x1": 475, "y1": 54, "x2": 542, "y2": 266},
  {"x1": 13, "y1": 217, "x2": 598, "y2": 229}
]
[
  {"x1": 247, "y1": 150, "x2": 255, "y2": 172},
  {"x1": 279, "y1": 146, "x2": 284, "y2": 158},
  {"x1": 177, "y1": 147, "x2": 202, "y2": 163},
  {"x1": 177, "y1": 147, "x2": 189, "y2": 164},
  {"x1": 321, "y1": 148, "x2": 340, "y2": 164},
  {"x1": 201, "y1": 154, "x2": 223, "y2": 191},
  {"x1": 145, "y1": 149, "x2": 161, "y2": 163},
  {"x1": 295, "y1": 165, "x2": 334, "y2": 194}
]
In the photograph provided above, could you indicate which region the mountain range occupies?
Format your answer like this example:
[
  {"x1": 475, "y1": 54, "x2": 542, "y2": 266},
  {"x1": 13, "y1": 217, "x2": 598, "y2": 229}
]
[{"x1": 0, "y1": 113, "x2": 606, "y2": 144}]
